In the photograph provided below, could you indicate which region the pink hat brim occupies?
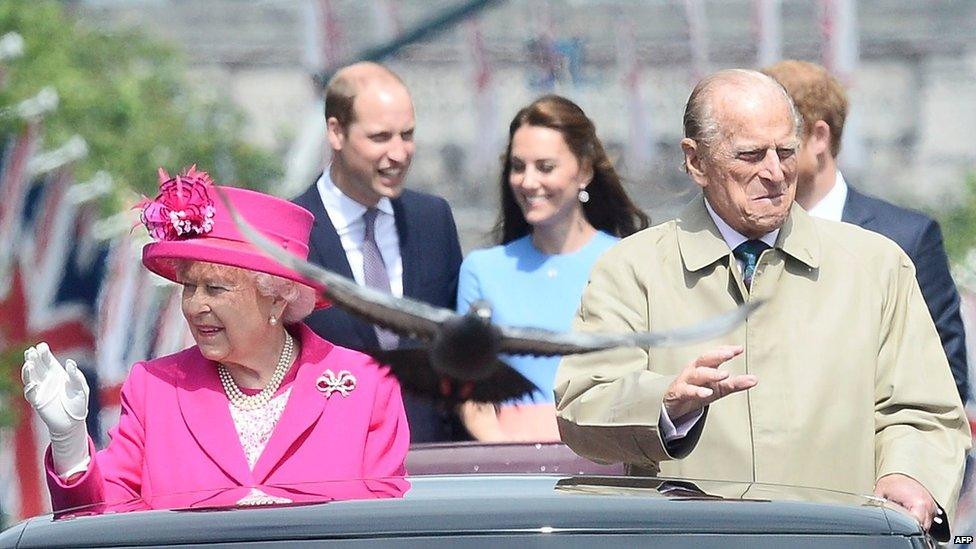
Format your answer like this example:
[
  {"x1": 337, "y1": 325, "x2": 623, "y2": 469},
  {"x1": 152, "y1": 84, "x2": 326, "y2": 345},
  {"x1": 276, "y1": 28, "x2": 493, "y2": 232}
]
[{"x1": 142, "y1": 238, "x2": 331, "y2": 310}]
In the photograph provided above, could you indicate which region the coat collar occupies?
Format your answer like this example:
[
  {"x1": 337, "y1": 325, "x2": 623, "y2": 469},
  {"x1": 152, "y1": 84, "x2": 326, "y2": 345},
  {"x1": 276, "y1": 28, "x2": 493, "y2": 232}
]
[
  {"x1": 176, "y1": 325, "x2": 339, "y2": 486},
  {"x1": 676, "y1": 194, "x2": 821, "y2": 272},
  {"x1": 774, "y1": 202, "x2": 822, "y2": 269},
  {"x1": 676, "y1": 195, "x2": 733, "y2": 273}
]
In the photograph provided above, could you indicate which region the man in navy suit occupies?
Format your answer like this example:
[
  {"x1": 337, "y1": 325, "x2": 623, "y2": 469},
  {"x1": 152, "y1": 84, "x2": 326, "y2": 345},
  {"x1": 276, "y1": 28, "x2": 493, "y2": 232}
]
[
  {"x1": 764, "y1": 60, "x2": 970, "y2": 403},
  {"x1": 294, "y1": 62, "x2": 467, "y2": 442}
]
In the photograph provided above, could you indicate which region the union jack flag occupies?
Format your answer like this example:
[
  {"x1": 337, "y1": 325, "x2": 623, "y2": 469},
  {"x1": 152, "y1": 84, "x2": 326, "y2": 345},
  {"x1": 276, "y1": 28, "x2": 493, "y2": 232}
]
[
  {"x1": 0, "y1": 122, "x2": 39, "y2": 296},
  {"x1": 0, "y1": 151, "x2": 108, "y2": 521}
]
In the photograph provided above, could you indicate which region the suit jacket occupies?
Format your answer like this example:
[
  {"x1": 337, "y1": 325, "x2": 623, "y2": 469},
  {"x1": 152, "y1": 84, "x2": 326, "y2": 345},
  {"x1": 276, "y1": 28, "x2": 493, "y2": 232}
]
[
  {"x1": 843, "y1": 186, "x2": 969, "y2": 402},
  {"x1": 293, "y1": 181, "x2": 466, "y2": 443},
  {"x1": 46, "y1": 324, "x2": 409, "y2": 512},
  {"x1": 555, "y1": 197, "x2": 970, "y2": 520}
]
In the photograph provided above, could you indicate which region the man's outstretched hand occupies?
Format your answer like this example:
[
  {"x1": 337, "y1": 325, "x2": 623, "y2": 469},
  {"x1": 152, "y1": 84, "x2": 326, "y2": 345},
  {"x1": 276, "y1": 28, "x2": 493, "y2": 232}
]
[{"x1": 663, "y1": 345, "x2": 756, "y2": 420}]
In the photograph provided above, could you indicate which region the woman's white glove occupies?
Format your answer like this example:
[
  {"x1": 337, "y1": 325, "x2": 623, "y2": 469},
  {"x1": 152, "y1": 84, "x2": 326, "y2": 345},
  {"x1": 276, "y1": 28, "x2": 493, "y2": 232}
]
[{"x1": 22, "y1": 342, "x2": 91, "y2": 478}]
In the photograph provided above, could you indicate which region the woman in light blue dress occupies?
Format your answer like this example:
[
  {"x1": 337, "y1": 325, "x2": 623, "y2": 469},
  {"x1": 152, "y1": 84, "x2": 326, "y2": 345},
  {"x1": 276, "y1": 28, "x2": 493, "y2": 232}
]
[{"x1": 457, "y1": 95, "x2": 649, "y2": 441}]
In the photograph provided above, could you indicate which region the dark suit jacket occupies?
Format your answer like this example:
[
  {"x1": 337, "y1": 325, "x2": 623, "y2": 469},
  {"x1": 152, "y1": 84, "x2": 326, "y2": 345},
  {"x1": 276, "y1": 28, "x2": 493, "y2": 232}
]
[
  {"x1": 294, "y1": 180, "x2": 467, "y2": 442},
  {"x1": 843, "y1": 186, "x2": 969, "y2": 403}
]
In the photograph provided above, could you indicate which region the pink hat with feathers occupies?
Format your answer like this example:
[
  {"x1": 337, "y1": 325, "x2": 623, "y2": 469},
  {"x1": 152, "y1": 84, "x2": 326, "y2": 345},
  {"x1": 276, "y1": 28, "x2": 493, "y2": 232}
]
[{"x1": 139, "y1": 165, "x2": 329, "y2": 309}]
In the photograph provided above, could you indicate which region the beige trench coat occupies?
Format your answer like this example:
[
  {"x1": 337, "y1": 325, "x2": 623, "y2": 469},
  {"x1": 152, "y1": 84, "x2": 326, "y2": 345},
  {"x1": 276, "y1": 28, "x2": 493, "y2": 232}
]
[{"x1": 555, "y1": 196, "x2": 971, "y2": 518}]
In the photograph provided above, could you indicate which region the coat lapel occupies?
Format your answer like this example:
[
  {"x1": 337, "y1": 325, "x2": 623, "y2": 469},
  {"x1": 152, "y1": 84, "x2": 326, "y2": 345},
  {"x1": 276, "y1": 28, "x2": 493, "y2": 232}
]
[
  {"x1": 841, "y1": 186, "x2": 875, "y2": 227},
  {"x1": 175, "y1": 350, "x2": 253, "y2": 486},
  {"x1": 392, "y1": 197, "x2": 417, "y2": 298},
  {"x1": 297, "y1": 183, "x2": 357, "y2": 280},
  {"x1": 299, "y1": 180, "x2": 378, "y2": 348},
  {"x1": 251, "y1": 325, "x2": 334, "y2": 483}
]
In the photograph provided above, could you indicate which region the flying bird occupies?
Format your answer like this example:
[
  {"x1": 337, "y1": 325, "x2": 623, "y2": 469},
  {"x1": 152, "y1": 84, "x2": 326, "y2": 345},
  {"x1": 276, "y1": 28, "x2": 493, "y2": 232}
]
[{"x1": 220, "y1": 190, "x2": 760, "y2": 404}]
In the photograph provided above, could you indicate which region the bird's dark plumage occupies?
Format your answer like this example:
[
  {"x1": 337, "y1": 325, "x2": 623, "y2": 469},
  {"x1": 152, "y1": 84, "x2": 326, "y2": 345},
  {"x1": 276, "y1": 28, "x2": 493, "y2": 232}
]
[
  {"x1": 220, "y1": 190, "x2": 761, "y2": 404},
  {"x1": 372, "y1": 347, "x2": 538, "y2": 405}
]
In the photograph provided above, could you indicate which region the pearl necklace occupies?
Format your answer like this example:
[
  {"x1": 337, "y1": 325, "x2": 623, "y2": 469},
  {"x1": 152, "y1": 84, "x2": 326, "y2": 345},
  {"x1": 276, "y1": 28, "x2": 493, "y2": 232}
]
[{"x1": 218, "y1": 332, "x2": 294, "y2": 411}]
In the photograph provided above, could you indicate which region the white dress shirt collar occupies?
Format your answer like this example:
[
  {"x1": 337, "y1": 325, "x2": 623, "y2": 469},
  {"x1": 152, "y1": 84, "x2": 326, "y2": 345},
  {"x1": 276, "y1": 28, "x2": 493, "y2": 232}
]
[
  {"x1": 315, "y1": 169, "x2": 395, "y2": 230},
  {"x1": 805, "y1": 170, "x2": 849, "y2": 222},
  {"x1": 314, "y1": 168, "x2": 403, "y2": 297},
  {"x1": 704, "y1": 198, "x2": 779, "y2": 251}
]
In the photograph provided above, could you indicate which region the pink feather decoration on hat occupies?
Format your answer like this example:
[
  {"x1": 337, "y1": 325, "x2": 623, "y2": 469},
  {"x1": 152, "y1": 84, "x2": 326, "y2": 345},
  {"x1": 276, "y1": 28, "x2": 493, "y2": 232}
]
[{"x1": 138, "y1": 165, "x2": 217, "y2": 241}]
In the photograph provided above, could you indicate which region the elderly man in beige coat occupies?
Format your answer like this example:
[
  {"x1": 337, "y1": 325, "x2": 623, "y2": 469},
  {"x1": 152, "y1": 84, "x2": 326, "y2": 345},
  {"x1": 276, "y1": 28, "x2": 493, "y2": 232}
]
[{"x1": 555, "y1": 69, "x2": 970, "y2": 538}]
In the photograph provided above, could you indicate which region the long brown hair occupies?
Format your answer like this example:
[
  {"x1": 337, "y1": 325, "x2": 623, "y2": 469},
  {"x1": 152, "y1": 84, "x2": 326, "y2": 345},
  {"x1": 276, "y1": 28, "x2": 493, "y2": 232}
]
[{"x1": 492, "y1": 95, "x2": 649, "y2": 244}]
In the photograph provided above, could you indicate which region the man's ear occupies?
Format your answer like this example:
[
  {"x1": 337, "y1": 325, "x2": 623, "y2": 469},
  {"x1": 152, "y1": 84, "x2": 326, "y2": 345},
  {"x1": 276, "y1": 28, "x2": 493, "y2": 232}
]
[
  {"x1": 680, "y1": 138, "x2": 708, "y2": 189},
  {"x1": 326, "y1": 117, "x2": 345, "y2": 151},
  {"x1": 807, "y1": 120, "x2": 831, "y2": 156}
]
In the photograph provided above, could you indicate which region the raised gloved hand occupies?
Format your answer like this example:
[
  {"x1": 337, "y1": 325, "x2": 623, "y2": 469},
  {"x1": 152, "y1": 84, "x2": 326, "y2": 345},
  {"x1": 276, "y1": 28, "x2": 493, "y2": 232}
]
[{"x1": 22, "y1": 342, "x2": 91, "y2": 478}]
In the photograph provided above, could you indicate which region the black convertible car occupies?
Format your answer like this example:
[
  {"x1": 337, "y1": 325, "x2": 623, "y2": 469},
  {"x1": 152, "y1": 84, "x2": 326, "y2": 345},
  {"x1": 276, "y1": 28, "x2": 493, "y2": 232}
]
[{"x1": 0, "y1": 442, "x2": 936, "y2": 548}]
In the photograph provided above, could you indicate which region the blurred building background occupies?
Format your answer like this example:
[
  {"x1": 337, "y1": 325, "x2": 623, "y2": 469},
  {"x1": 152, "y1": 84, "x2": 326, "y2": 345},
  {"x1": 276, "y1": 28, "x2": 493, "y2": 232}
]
[{"x1": 71, "y1": 0, "x2": 976, "y2": 249}]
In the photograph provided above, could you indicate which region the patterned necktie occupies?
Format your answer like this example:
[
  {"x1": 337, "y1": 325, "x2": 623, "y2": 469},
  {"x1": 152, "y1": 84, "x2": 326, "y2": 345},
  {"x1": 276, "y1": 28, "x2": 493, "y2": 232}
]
[
  {"x1": 733, "y1": 240, "x2": 770, "y2": 289},
  {"x1": 361, "y1": 208, "x2": 399, "y2": 349}
]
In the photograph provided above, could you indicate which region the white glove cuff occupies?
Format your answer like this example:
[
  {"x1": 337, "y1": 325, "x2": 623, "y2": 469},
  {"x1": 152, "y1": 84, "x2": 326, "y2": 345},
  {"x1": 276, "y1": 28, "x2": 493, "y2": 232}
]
[
  {"x1": 56, "y1": 454, "x2": 91, "y2": 481},
  {"x1": 49, "y1": 420, "x2": 91, "y2": 479}
]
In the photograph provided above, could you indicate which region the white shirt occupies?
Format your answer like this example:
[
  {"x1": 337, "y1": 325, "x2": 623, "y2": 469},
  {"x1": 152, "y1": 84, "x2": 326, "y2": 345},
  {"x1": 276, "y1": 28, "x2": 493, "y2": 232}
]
[
  {"x1": 315, "y1": 170, "x2": 404, "y2": 297},
  {"x1": 660, "y1": 198, "x2": 778, "y2": 441},
  {"x1": 704, "y1": 198, "x2": 779, "y2": 272},
  {"x1": 229, "y1": 389, "x2": 292, "y2": 470},
  {"x1": 805, "y1": 170, "x2": 849, "y2": 222}
]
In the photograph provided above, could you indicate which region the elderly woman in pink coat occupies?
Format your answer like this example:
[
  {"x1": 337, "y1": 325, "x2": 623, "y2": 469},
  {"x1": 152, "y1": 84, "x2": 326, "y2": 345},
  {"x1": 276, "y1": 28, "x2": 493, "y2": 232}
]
[{"x1": 21, "y1": 166, "x2": 409, "y2": 512}]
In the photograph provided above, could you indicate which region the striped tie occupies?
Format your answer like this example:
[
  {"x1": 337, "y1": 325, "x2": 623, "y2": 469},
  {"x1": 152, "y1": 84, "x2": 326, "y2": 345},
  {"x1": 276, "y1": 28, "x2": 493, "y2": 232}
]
[{"x1": 362, "y1": 208, "x2": 399, "y2": 349}]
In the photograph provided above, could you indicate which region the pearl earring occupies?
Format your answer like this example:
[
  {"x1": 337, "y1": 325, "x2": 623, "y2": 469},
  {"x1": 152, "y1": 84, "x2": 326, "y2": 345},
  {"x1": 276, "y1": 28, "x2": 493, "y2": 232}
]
[
  {"x1": 578, "y1": 189, "x2": 590, "y2": 203},
  {"x1": 269, "y1": 315, "x2": 278, "y2": 326}
]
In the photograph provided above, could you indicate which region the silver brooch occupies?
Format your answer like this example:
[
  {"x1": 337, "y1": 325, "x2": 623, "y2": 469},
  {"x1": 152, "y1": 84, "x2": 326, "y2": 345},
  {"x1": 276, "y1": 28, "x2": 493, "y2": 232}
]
[{"x1": 316, "y1": 369, "x2": 357, "y2": 398}]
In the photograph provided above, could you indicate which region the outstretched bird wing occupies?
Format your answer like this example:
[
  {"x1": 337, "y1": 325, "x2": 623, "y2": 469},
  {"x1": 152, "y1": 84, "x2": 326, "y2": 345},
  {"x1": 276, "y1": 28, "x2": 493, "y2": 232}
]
[
  {"x1": 371, "y1": 347, "x2": 539, "y2": 404},
  {"x1": 496, "y1": 301, "x2": 761, "y2": 356},
  {"x1": 217, "y1": 188, "x2": 456, "y2": 342},
  {"x1": 221, "y1": 188, "x2": 758, "y2": 357}
]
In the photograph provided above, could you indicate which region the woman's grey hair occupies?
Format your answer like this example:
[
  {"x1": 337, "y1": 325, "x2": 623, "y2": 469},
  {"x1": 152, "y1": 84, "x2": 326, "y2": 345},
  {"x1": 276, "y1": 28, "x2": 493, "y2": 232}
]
[
  {"x1": 167, "y1": 259, "x2": 316, "y2": 324},
  {"x1": 683, "y1": 69, "x2": 802, "y2": 152},
  {"x1": 251, "y1": 272, "x2": 316, "y2": 324}
]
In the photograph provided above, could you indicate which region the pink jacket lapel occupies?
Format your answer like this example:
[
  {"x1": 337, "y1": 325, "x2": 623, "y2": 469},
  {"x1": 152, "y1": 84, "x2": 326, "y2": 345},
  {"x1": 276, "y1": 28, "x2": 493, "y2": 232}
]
[
  {"x1": 251, "y1": 326, "x2": 334, "y2": 483},
  {"x1": 176, "y1": 350, "x2": 253, "y2": 486}
]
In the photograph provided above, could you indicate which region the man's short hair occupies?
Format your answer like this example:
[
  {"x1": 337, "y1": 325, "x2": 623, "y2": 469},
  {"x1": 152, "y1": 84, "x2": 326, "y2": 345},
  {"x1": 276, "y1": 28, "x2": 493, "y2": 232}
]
[
  {"x1": 762, "y1": 60, "x2": 848, "y2": 157},
  {"x1": 324, "y1": 62, "x2": 406, "y2": 129}
]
